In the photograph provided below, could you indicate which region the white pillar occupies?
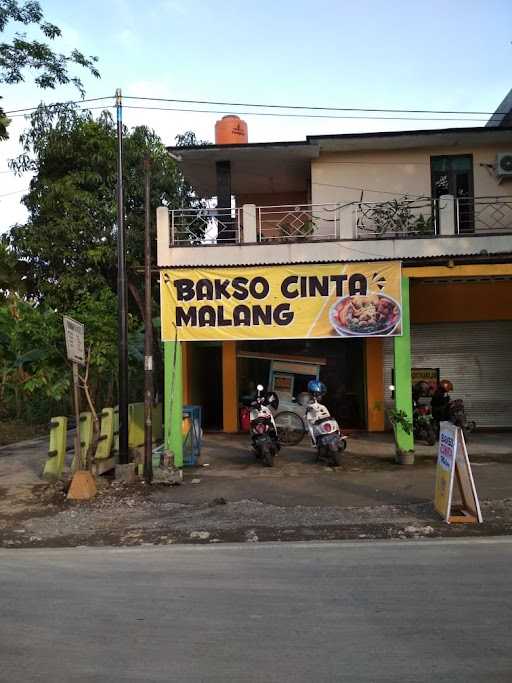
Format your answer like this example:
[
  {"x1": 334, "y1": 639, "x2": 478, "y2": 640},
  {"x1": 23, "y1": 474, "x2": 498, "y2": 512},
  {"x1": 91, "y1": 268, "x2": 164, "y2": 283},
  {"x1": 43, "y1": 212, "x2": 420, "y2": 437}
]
[
  {"x1": 339, "y1": 205, "x2": 355, "y2": 240},
  {"x1": 438, "y1": 194, "x2": 456, "y2": 236},
  {"x1": 242, "y1": 204, "x2": 257, "y2": 243},
  {"x1": 156, "y1": 206, "x2": 170, "y2": 267}
]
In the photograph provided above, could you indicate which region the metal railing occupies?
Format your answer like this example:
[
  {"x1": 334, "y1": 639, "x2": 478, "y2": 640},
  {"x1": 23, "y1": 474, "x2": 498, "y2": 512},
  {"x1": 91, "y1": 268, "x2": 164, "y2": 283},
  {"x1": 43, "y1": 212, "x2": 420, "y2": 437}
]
[
  {"x1": 456, "y1": 196, "x2": 512, "y2": 234},
  {"x1": 170, "y1": 207, "x2": 241, "y2": 245},
  {"x1": 168, "y1": 196, "x2": 512, "y2": 246},
  {"x1": 355, "y1": 196, "x2": 437, "y2": 239},
  {"x1": 257, "y1": 203, "x2": 340, "y2": 242}
]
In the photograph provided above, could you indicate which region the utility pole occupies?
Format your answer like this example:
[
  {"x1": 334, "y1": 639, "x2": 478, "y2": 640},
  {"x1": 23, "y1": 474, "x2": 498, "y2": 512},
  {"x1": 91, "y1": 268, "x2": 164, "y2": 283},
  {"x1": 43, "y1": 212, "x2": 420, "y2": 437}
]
[
  {"x1": 116, "y1": 88, "x2": 129, "y2": 465},
  {"x1": 143, "y1": 154, "x2": 153, "y2": 482}
]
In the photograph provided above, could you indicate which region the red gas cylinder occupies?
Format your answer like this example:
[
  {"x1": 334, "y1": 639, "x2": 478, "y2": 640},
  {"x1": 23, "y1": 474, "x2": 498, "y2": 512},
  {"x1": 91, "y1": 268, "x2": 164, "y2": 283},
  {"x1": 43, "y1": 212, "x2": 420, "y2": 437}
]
[{"x1": 239, "y1": 406, "x2": 251, "y2": 432}]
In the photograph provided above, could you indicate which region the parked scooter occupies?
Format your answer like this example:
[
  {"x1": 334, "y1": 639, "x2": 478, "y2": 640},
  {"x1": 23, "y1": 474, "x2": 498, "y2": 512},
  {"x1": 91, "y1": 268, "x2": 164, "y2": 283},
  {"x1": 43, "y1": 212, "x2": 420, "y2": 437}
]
[
  {"x1": 305, "y1": 380, "x2": 347, "y2": 466},
  {"x1": 249, "y1": 384, "x2": 280, "y2": 467},
  {"x1": 413, "y1": 403, "x2": 436, "y2": 446},
  {"x1": 431, "y1": 379, "x2": 476, "y2": 438},
  {"x1": 449, "y1": 398, "x2": 476, "y2": 435},
  {"x1": 412, "y1": 381, "x2": 437, "y2": 446}
]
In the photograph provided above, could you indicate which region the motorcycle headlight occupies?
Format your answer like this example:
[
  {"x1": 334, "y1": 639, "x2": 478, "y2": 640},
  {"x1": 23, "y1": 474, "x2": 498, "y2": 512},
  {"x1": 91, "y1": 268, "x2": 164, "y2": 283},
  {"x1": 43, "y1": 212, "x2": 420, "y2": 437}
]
[
  {"x1": 255, "y1": 423, "x2": 267, "y2": 434},
  {"x1": 322, "y1": 422, "x2": 332, "y2": 433}
]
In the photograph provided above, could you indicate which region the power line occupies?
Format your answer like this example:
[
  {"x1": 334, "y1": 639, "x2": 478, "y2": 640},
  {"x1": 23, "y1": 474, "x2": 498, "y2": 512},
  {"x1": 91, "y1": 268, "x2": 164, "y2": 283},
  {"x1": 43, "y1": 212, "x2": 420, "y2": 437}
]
[
  {"x1": 4, "y1": 93, "x2": 509, "y2": 118},
  {"x1": 312, "y1": 181, "x2": 408, "y2": 196},
  {"x1": 4, "y1": 96, "x2": 113, "y2": 115},
  {"x1": 0, "y1": 187, "x2": 29, "y2": 198},
  {"x1": 123, "y1": 95, "x2": 506, "y2": 117},
  {"x1": 8, "y1": 104, "x2": 115, "y2": 119},
  {"x1": 122, "y1": 104, "x2": 489, "y2": 123}
]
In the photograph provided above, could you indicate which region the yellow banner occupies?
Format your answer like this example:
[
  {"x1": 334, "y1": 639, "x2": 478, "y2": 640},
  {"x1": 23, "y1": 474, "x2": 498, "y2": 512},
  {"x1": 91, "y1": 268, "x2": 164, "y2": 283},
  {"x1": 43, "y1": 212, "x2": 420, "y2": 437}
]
[{"x1": 160, "y1": 261, "x2": 402, "y2": 341}]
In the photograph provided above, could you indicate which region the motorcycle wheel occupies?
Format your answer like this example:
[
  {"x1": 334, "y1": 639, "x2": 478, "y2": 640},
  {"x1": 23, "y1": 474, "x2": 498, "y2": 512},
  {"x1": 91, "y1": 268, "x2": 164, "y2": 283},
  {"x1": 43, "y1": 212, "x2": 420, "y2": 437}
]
[
  {"x1": 466, "y1": 421, "x2": 476, "y2": 434},
  {"x1": 328, "y1": 441, "x2": 343, "y2": 467},
  {"x1": 262, "y1": 445, "x2": 274, "y2": 467},
  {"x1": 274, "y1": 411, "x2": 306, "y2": 446},
  {"x1": 425, "y1": 425, "x2": 436, "y2": 446}
]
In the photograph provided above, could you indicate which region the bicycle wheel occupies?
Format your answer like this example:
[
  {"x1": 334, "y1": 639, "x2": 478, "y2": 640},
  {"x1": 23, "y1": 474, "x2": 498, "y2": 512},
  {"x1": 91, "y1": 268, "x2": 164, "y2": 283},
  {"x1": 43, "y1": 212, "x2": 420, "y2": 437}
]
[{"x1": 274, "y1": 411, "x2": 306, "y2": 446}]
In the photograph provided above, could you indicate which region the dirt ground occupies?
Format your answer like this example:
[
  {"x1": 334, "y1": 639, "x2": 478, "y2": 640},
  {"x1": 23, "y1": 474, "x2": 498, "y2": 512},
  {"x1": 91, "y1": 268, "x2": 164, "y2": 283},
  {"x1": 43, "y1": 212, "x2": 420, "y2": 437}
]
[{"x1": 1, "y1": 431, "x2": 512, "y2": 547}]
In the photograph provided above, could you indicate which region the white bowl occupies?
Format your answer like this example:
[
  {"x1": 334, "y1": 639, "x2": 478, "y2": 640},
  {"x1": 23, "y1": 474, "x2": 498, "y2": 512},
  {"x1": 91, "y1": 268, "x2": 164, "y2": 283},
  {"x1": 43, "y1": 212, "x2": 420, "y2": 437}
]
[{"x1": 328, "y1": 294, "x2": 401, "y2": 337}]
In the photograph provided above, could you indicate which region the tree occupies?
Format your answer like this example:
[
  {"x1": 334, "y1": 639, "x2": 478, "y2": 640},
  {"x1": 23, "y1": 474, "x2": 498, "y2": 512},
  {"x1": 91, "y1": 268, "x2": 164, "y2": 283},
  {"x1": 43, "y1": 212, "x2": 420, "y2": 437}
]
[
  {"x1": 0, "y1": 0, "x2": 99, "y2": 139},
  {"x1": 7, "y1": 104, "x2": 200, "y2": 406},
  {"x1": 9, "y1": 103, "x2": 188, "y2": 312},
  {"x1": 0, "y1": 237, "x2": 25, "y2": 299},
  {"x1": 0, "y1": 289, "x2": 144, "y2": 422}
]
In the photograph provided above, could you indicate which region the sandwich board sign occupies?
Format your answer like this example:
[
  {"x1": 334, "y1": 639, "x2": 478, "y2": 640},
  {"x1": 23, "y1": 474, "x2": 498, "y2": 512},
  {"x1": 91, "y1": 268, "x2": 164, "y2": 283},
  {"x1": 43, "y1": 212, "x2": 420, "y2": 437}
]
[
  {"x1": 434, "y1": 422, "x2": 482, "y2": 524},
  {"x1": 63, "y1": 316, "x2": 85, "y2": 366}
]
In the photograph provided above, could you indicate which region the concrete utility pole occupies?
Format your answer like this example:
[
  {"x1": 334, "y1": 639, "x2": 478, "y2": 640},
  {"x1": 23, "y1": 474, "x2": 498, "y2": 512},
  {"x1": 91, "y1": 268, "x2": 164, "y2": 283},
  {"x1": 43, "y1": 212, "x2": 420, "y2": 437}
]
[
  {"x1": 116, "y1": 88, "x2": 129, "y2": 465},
  {"x1": 143, "y1": 154, "x2": 153, "y2": 482}
]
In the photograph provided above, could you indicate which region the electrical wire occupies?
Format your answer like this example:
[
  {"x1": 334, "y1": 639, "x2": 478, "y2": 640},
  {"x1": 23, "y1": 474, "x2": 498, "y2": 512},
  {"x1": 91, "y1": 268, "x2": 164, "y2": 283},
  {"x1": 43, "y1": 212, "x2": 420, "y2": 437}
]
[
  {"x1": 4, "y1": 96, "x2": 114, "y2": 115},
  {"x1": 122, "y1": 104, "x2": 489, "y2": 123},
  {"x1": 7, "y1": 104, "x2": 115, "y2": 118},
  {"x1": 4, "y1": 93, "x2": 508, "y2": 119},
  {"x1": 0, "y1": 187, "x2": 29, "y2": 198},
  {"x1": 122, "y1": 95, "x2": 507, "y2": 117},
  {"x1": 312, "y1": 181, "x2": 410, "y2": 196}
]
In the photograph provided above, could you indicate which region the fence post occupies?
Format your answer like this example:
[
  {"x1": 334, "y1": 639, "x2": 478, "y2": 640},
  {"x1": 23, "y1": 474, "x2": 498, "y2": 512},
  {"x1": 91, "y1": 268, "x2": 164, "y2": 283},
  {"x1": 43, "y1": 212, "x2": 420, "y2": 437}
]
[{"x1": 439, "y1": 194, "x2": 456, "y2": 235}]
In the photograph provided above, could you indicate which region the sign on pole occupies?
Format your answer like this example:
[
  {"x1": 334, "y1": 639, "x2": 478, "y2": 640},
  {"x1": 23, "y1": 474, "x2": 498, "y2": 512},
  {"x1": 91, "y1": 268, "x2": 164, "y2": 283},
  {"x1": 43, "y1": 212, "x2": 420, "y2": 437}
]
[
  {"x1": 434, "y1": 422, "x2": 483, "y2": 524},
  {"x1": 63, "y1": 316, "x2": 85, "y2": 365}
]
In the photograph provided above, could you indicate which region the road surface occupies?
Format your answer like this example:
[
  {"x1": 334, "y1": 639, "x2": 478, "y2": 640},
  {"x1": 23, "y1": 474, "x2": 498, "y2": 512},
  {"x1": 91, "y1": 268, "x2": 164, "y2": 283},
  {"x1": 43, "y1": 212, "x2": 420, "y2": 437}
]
[{"x1": 1, "y1": 538, "x2": 511, "y2": 682}]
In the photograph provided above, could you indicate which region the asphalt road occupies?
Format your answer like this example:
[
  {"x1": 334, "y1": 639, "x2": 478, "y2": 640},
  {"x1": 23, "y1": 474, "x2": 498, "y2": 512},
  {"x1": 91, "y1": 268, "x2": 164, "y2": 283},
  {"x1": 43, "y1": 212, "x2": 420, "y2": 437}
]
[{"x1": 1, "y1": 539, "x2": 512, "y2": 682}]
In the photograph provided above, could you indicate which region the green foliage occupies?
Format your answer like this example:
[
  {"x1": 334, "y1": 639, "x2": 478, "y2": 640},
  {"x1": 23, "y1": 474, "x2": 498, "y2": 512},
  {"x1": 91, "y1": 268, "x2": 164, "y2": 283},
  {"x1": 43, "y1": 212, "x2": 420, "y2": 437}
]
[
  {"x1": 0, "y1": 291, "x2": 144, "y2": 422},
  {"x1": 0, "y1": 297, "x2": 69, "y2": 420},
  {"x1": 388, "y1": 408, "x2": 413, "y2": 435},
  {"x1": 361, "y1": 196, "x2": 434, "y2": 237},
  {"x1": 0, "y1": 237, "x2": 25, "y2": 299},
  {"x1": 2, "y1": 104, "x2": 200, "y2": 423},
  {"x1": 9, "y1": 104, "x2": 188, "y2": 312},
  {"x1": 0, "y1": 0, "x2": 99, "y2": 139}
]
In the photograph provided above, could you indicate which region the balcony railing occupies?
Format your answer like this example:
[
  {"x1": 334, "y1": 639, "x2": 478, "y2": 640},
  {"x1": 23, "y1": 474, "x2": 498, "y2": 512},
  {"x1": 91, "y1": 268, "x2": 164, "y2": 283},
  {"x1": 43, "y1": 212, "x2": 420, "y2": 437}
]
[
  {"x1": 355, "y1": 197, "x2": 437, "y2": 239},
  {"x1": 170, "y1": 207, "x2": 241, "y2": 245},
  {"x1": 257, "y1": 203, "x2": 340, "y2": 242},
  {"x1": 167, "y1": 196, "x2": 512, "y2": 246},
  {"x1": 456, "y1": 196, "x2": 512, "y2": 234}
]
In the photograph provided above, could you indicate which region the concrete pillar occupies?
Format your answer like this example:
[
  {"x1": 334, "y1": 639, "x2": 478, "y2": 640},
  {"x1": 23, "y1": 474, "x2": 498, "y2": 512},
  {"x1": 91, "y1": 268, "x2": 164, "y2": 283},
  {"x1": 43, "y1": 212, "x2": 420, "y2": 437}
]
[
  {"x1": 164, "y1": 340, "x2": 183, "y2": 467},
  {"x1": 242, "y1": 204, "x2": 257, "y2": 243},
  {"x1": 438, "y1": 194, "x2": 456, "y2": 236},
  {"x1": 393, "y1": 276, "x2": 414, "y2": 453},
  {"x1": 156, "y1": 206, "x2": 170, "y2": 266},
  {"x1": 339, "y1": 204, "x2": 354, "y2": 239},
  {"x1": 365, "y1": 339, "x2": 385, "y2": 431},
  {"x1": 222, "y1": 341, "x2": 238, "y2": 432}
]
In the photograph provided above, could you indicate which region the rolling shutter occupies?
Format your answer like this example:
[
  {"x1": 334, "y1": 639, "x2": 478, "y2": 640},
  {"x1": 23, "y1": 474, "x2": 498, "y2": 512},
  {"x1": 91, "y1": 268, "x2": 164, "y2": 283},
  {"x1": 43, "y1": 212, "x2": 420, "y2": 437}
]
[{"x1": 383, "y1": 321, "x2": 512, "y2": 429}]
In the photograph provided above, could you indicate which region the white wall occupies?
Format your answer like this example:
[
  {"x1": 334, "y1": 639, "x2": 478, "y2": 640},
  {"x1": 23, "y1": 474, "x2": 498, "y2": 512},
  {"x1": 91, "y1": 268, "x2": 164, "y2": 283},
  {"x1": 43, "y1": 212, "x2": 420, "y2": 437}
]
[{"x1": 311, "y1": 144, "x2": 511, "y2": 206}]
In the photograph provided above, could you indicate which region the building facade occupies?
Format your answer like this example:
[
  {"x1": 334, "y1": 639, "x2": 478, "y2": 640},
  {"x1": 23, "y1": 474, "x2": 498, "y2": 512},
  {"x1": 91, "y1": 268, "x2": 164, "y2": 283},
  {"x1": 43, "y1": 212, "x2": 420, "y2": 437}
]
[{"x1": 157, "y1": 119, "x2": 512, "y2": 460}]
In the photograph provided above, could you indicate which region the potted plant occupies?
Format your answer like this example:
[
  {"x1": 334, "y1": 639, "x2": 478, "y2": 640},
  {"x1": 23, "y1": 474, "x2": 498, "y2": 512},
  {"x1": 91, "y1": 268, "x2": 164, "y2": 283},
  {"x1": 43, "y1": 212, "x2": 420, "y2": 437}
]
[{"x1": 388, "y1": 408, "x2": 415, "y2": 465}]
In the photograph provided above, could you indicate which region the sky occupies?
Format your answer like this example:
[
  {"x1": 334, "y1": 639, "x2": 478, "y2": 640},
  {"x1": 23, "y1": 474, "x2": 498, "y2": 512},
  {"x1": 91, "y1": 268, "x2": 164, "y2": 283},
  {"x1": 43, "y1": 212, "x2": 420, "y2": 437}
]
[{"x1": 1, "y1": 0, "x2": 511, "y2": 231}]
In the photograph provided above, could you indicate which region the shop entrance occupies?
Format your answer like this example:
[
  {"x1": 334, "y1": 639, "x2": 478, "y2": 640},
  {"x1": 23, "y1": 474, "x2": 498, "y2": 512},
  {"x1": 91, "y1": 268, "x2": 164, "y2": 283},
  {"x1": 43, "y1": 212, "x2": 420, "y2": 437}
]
[
  {"x1": 238, "y1": 339, "x2": 366, "y2": 429},
  {"x1": 188, "y1": 343, "x2": 223, "y2": 430}
]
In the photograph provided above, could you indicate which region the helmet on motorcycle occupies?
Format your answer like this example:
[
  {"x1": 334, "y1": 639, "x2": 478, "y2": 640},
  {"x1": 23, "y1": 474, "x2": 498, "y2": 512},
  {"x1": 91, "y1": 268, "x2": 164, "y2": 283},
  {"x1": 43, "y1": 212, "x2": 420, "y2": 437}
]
[
  {"x1": 439, "y1": 379, "x2": 453, "y2": 392},
  {"x1": 307, "y1": 380, "x2": 326, "y2": 395}
]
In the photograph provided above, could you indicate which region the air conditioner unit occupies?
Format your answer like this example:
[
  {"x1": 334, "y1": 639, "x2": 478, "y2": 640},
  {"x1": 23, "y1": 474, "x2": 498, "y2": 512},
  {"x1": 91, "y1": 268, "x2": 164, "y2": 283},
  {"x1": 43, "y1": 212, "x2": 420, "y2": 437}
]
[{"x1": 496, "y1": 153, "x2": 512, "y2": 179}]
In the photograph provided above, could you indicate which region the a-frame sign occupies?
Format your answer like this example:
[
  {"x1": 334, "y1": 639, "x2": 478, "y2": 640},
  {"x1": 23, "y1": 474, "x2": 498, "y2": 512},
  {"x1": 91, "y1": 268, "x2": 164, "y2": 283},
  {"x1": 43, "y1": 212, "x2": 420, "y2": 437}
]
[{"x1": 434, "y1": 422, "x2": 483, "y2": 524}]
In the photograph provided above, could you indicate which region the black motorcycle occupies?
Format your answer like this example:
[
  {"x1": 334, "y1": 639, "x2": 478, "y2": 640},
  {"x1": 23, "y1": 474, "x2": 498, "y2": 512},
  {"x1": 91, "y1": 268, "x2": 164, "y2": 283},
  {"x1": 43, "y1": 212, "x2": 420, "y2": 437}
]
[
  {"x1": 249, "y1": 385, "x2": 280, "y2": 467},
  {"x1": 413, "y1": 402, "x2": 436, "y2": 446}
]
